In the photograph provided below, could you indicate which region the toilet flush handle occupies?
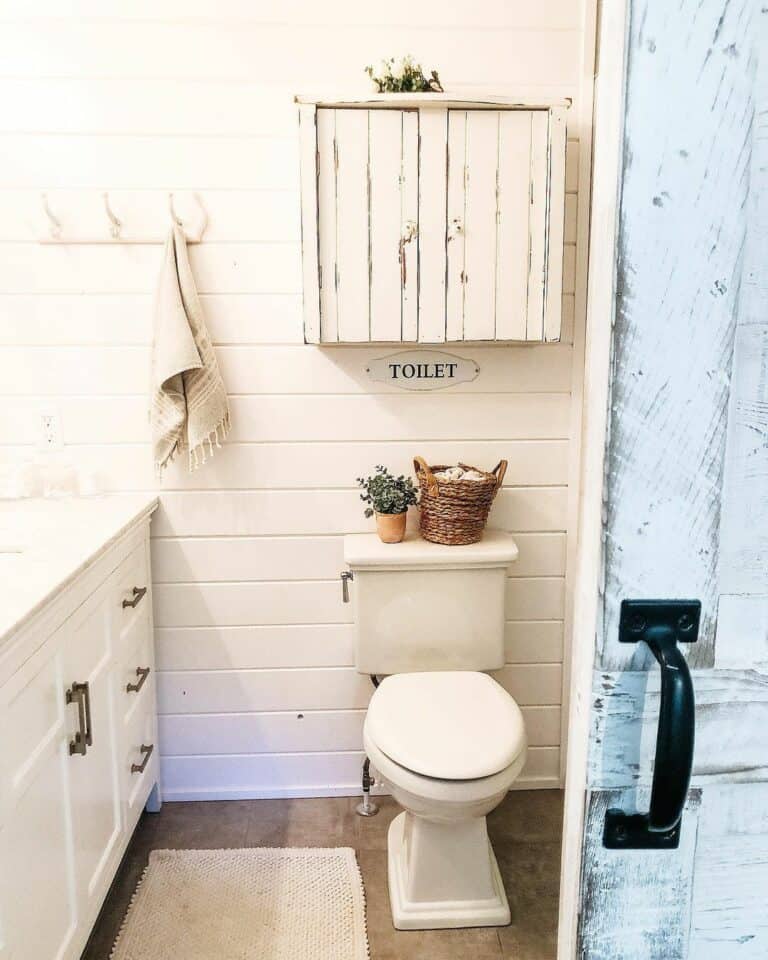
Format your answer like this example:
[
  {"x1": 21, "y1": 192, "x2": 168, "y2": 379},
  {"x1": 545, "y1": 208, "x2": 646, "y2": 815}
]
[{"x1": 340, "y1": 570, "x2": 354, "y2": 603}]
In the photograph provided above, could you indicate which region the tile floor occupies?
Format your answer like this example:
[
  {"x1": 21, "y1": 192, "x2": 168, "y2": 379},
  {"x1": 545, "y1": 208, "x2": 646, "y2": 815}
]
[{"x1": 82, "y1": 790, "x2": 563, "y2": 960}]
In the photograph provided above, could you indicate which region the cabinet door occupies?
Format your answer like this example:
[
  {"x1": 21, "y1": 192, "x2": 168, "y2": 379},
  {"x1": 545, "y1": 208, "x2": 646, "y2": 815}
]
[
  {"x1": 446, "y1": 108, "x2": 561, "y2": 341},
  {"x1": 314, "y1": 107, "x2": 420, "y2": 343},
  {"x1": 0, "y1": 641, "x2": 77, "y2": 960},
  {"x1": 62, "y1": 590, "x2": 122, "y2": 927}
]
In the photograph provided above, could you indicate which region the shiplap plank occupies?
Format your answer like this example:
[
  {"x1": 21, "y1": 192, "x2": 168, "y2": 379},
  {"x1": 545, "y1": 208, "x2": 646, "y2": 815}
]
[
  {"x1": 334, "y1": 109, "x2": 370, "y2": 342},
  {"x1": 159, "y1": 746, "x2": 559, "y2": 801},
  {"x1": 151, "y1": 532, "x2": 566, "y2": 583},
  {"x1": 690, "y1": 783, "x2": 768, "y2": 958},
  {"x1": 526, "y1": 111, "x2": 548, "y2": 340},
  {"x1": 0, "y1": 134, "x2": 299, "y2": 190},
  {"x1": 462, "y1": 110, "x2": 499, "y2": 341},
  {"x1": 0, "y1": 440, "x2": 569, "y2": 493},
  {"x1": 158, "y1": 704, "x2": 560, "y2": 756},
  {"x1": 579, "y1": 788, "x2": 702, "y2": 960},
  {"x1": 0, "y1": 293, "x2": 304, "y2": 346},
  {"x1": 156, "y1": 624, "x2": 356, "y2": 671},
  {"x1": 152, "y1": 488, "x2": 569, "y2": 537},
  {"x1": 714, "y1": 594, "x2": 768, "y2": 669},
  {"x1": 0, "y1": 342, "x2": 574, "y2": 395},
  {"x1": 0, "y1": 2, "x2": 582, "y2": 30},
  {"x1": 588, "y1": 669, "x2": 768, "y2": 788},
  {"x1": 0, "y1": 189, "x2": 301, "y2": 244},
  {"x1": 495, "y1": 110, "x2": 532, "y2": 341},
  {"x1": 154, "y1": 620, "x2": 563, "y2": 672},
  {"x1": 599, "y1": 0, "x2": 753, "y2": 670},
  {"x1": 157, "y1": 663, "x2": 561, "y2": 714},
  {"x1": 368, "y1": 110, "x2": 403, "y2": 343},
  {"x1": 152, "y1": 577, "x2": 564, "y2": 628},
  {"x1": 400, "y1": 110, "x2": 419, "y2": 342},
  {"x1": 0, "y1": 23, "x2": 579, "y2": 84},
  {"x1": 543, "y1": 107, "x2": 567, "y2": 341},
  {"x1": 417, "y1": 108, "x2": 448, "y2": 343},
  {"x1": 316, "y1": 107, "x2": 338, "y2": 341},
  {"x1": 445, "y1": 110, "x2": 467, "y2": 341},
  {"x1": 0, "y1": 243, "x2": 301, "y2": 295}
]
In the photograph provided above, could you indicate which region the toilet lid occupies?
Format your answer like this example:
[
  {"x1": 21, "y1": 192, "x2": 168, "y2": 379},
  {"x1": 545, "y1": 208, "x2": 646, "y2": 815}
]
[{"x1": 365, "y1": 671, "x2": 526, "y2": 780}]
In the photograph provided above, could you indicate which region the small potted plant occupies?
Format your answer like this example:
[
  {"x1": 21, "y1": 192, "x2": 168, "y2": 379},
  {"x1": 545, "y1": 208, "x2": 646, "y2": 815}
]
[
  {"x1": 357, "y1": 465, "x2": 419, "y2": 543},
  {"x1": 365, "y1": 56, "x2": 443, "y2": 93}
]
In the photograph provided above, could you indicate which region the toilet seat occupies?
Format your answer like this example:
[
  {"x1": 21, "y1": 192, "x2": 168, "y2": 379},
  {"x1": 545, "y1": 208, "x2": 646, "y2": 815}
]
[{"x1": 365, "y1": 671, "x2": 526, "y2": 781}]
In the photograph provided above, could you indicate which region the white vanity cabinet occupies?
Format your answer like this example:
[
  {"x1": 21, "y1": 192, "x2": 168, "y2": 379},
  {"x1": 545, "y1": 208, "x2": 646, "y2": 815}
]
[
  {"x1": 297, "y1": 94, "x2": 568, "y2": 344},
  {"x1": 0, "y1": 501, "x2": 158, "y2": 960}
]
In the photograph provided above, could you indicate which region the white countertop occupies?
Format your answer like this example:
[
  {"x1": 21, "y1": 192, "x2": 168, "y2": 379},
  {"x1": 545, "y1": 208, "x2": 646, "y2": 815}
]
[{"x1": 0, "y1": 494, "x2": 158, "y2": 645}]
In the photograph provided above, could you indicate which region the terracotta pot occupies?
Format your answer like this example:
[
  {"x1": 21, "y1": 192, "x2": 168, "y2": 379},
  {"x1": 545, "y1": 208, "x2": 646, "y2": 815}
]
[{"x1": 375, "y1": 511, "x2": 407, "y2": 543}]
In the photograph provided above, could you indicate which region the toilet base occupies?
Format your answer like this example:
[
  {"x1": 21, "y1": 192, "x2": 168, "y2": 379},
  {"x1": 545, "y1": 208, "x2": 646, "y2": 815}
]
[{"x1": 387, "y1": 811, "x2": 511, "y2": 930}]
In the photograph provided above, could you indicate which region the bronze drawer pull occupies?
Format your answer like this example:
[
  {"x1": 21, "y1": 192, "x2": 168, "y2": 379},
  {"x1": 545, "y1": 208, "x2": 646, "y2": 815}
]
[
  {"x1": 131, "y1": 743, "x2": 154, "y2": 775},
  {"x1": 66, "y1": 681, "x2": 92, "y2": 755},
  {"x1": 126, "y1": 666, "x2": 151, "y2": 694},
  {"x1": 122, "y1": 586, "x2": 147, "y2": 609}
]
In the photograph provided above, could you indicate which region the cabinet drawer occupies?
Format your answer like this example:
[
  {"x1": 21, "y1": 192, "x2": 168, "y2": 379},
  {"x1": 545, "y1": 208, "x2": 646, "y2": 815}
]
[
  {"x1": 114, "y1": 541, "x2": 150, "y2": 641},
  {"x1": 121, "y1": 689, "x2": 157, "y2": 828},
  {"x1": 118, "y1": 614, "x2": 153, "y2": 725}
]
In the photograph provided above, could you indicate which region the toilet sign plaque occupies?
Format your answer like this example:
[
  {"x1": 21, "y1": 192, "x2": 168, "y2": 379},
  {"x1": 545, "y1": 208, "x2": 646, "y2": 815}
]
[{"x1": 366, "y1": 350, "x2": 479, "y2": 391}]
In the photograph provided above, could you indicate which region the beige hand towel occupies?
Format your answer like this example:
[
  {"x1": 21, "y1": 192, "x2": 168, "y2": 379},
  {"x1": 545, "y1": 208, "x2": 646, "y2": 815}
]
[{"x1": 151, "y1": 226, "x2": 230, "y2": 475}]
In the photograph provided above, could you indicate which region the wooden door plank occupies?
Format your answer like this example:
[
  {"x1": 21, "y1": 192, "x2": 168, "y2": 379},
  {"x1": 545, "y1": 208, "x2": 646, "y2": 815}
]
[
  {"x1": 334, "y1": 108, "x2": 370, "y2": 342},
  {"x1": 462, "y1": 110, "x2": 499, "y2": 341},
  {"x1": 298, "y1": 104, "x2": 320, "y2": 343},
  {"x1": 579, "y1": 788, "x2": 702, "y2": 960},
  {"x1": 445, "y1": 109, "x2": 467, "y2": 342},
  {"x1": 400, "y1": 110, "x2": 419, "y2": 342},
  {"x1": 417, "y1": 107, "x2": 448, "y2": 343},
  {"x1": 598, "y1": 0, "x2": 754, "y2": 670},
  {"x1": 543, "y1": 106, "x2": 567, "y2": 342},
  {"x1": 368, "y1": 110, "x2": 403, "y2": 342},
  {"x1": 316, "y1": 107, "x2": 338, "y2": 342},
  {"x1": 588, "y1": 668, "x2": 768, "y2": 789},
  {"x1": 495, "y1": 110, "x2": 532, "y2": 341},
  {"x1": 526, "y1": 111, "x2": 549, "y2": 340},
  {"x1": 690, "y1": 783, "x2": 768, "y2": 958}
]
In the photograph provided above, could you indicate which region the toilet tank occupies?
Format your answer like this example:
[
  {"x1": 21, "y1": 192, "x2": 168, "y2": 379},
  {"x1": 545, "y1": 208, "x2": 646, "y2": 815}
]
[{"x1": 343, "y1": 531, "x2": 519, "y2": 675}]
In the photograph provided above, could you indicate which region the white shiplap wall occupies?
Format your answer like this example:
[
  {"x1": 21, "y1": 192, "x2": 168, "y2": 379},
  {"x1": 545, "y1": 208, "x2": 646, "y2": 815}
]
[{"x1": 0, "y1": 0, "x2": 593, "y2": 799}]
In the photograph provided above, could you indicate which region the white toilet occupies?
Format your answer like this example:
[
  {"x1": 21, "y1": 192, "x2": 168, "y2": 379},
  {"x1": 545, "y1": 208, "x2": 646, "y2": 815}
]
[{"x1": 343, "y1": 530, "x2": 526, "y2": 930}]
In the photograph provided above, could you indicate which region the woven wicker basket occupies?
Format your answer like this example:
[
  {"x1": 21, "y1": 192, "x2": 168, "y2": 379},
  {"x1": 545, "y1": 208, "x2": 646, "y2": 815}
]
[{"x1": 413, "y1": 456, "x2": 508, "y2": 545}]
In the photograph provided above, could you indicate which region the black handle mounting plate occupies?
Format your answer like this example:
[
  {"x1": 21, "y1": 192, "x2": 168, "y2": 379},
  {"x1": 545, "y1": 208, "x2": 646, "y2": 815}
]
[{"x1": 618, "y1": 598, "x2": 701, "y2": 645}]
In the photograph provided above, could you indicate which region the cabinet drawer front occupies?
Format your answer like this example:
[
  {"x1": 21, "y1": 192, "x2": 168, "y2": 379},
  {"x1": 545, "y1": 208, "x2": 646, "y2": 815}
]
[
  {"x1": 118, "y1": 613, "x2": 154, "y2": 725},
  {"x1": 121, "y1": 698, "x2": 157, "y2": 827},
  {"x1": 115, "y1": 541, "x2": 150, "y2": 640}
]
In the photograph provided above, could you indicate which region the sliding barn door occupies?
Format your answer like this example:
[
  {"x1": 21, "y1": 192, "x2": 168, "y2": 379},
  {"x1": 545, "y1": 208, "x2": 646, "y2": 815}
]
[{"x1": 576, "y1": 0, "x2": 767, "y2": 956}]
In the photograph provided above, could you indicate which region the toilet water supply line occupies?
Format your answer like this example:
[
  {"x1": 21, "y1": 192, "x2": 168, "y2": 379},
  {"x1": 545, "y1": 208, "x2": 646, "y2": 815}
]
[{"x1": 357, "y1": 675, "x2": 381, "y2": 817}]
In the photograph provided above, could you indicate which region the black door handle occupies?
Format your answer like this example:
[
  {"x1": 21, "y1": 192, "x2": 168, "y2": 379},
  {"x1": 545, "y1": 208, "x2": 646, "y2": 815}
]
[{"x1": 603, "y1": 599, "x2": 698, "y2": 850}]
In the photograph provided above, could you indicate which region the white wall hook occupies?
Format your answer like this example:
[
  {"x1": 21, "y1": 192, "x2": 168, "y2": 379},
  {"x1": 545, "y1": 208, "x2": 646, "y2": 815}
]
[
  {"x1": 168, "y1": 192, "x2": 208, "y2": 241},
  {"x1": 102, "y1": 192, "x2": 122, "y2": 239},
  {"x1": 41, "y1": 193, "x2": 63, "y2": 239}
]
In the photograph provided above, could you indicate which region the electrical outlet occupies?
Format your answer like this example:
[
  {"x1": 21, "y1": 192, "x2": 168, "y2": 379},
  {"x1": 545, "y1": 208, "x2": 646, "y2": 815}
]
[{"x1": 39, "y1": 409, "x2": 63, "y2": 450}]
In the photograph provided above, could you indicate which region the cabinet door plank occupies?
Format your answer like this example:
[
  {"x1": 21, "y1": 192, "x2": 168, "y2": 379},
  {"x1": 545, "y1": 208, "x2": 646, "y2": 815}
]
[
  {"x1": 316, "y1": 108, "x2": 338, "y2": 342},
  {"x1": 496, "y1": 111, "x2": 533, "y2": 341},
  {"x1": 463, "y1": 110, "x2": 500, "y2": 341},
  {"x1": 334, "y1": 109, "x2": 370, "y2": 342},
  {"x1": 400, "y1": 109, "x2": 419, "y2": 342},
  {"x1": 368, "y1": 110, "x2": 403, "y2": 342},
  {"x1": 446, "y1": 110, "x2": 467, "y2": 341},
  {"x1": 526, "y1": 111, "x2": 549, "y2": 340},
  {"x1": 543, "y1": 106, "x2": 567, "y2": 341},
  {"x1": 417, "y1": 107, "x2": 448, "y2": 343},
  {"x1": 298, "y1": 103, "x2": 320, "y2": 343}
]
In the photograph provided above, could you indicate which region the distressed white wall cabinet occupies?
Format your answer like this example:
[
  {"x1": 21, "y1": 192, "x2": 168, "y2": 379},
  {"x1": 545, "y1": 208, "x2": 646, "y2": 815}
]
[
  {"x1": 0, "y1": 501, "x2": 158, "y2": 960},
  {"x1": 298, "y1": 95, "x2": 568, "y2": 344}
]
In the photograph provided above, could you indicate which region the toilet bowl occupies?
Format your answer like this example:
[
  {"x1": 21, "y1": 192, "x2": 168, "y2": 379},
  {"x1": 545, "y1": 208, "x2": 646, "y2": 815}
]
[{"x1": 363, "y1": 670, "x2": 527, "y2": 929}]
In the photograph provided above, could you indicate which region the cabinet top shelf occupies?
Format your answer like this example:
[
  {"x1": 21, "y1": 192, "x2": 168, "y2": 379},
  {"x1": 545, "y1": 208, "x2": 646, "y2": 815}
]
[{"x1": 294, "y1": 92, "x2": 572, "y2": 110}]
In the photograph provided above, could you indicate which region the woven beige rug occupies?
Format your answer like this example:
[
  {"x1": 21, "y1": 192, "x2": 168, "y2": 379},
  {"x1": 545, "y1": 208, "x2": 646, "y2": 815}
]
[{"x1": 110, "y1": 848, "x2": 369, "y2": 960}]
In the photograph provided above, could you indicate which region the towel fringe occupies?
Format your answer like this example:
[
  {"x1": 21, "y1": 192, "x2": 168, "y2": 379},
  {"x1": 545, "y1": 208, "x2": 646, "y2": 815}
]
[{"x1": 186, "y1": 411, "x2": 231, "y2": 473}]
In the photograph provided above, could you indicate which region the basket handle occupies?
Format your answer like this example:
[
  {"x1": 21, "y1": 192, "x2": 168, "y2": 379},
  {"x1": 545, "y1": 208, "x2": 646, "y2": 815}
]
[
  {"x1": 413, "y1": 456, "x2": 439, "y2": 496},
  {"x1": 491, "y1": 460, "x2": 508, "y2": 495}
]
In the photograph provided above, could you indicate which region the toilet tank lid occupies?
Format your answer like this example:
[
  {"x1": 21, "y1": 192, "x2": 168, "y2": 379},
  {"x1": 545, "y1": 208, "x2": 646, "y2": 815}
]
[{"x1": 343, "y1": 530, "x2": 518, "y2": 570}]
